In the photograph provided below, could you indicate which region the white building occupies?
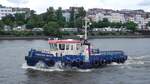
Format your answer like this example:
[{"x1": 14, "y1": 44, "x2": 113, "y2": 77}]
[
  {"x1": 62, "y1": 10, "x2": 70, "y2": 22},
  {"x1": 60, "y1": 28, "x2": 78, "y2": 32},
  {"x1": 0, "y1": 5, "x2": 30, "y2": 20},
  {"x1": 88, "y1": 15, "x2": 97, "y2": 22},
  {"x1": 95, "y1": 13, "x2": 104, "y2": 22},
  {"x1": 89, "y1": 12, "x2": 125, "y2": 23},
  {"x1": 32, "y1": 28, "x2": 44, "y2": 32},
  {"x1": 0, "y1": 7, "x2": 12, "y2": 20},
  {"x1": 12, "y1": 25, "x2": 26, "y2": 31},
  {"x1": 110, "y1": 13, "x2": 125, "y2": 23}
]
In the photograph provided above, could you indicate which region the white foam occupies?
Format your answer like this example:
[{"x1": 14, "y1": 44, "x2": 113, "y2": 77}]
[
  {"x1": 111, "y1": 62, "x2": 123, "y2": 66},
  {"x1": 125, "y1": 60, "x2": 144, "y2": 65},
  {"x1": 77, "y1": 69, "x2": 92, "y2": 72},
  {"x1": 22, "y1": 63, "x2": 64, "y2": 72},
  {"x1": 128, "y1": 55, "x2": 150, "y2": 60},
  {"x1": 22, "y1": 63, "x2": 92, "y2": 72}
]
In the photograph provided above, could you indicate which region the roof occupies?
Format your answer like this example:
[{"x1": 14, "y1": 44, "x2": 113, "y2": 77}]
[{"x1": 48, "y1": 39, "x2": 81, "y2": 44}]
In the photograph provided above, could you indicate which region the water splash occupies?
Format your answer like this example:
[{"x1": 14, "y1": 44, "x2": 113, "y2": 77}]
[
  {"x1": 22, "y1": 62, "x2": 92, "y2": 72},
  {"x1": 110, "y1": 55, "x2": 148, "y2": 66},
  {"x1": 22, "y1": 63, "x2": 64, "y2": 72},
  {"x1": 124, "y1": 55, "x2": 150, "y2": 65}
]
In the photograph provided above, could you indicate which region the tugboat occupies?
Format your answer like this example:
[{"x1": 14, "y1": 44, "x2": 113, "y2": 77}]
[{"x1": 25, "y1": 18, "x2": 128, "y2": 69}]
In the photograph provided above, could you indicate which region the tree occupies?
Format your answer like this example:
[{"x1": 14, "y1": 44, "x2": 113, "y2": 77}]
[
  {"x1": 26, "y1": 12, "x2": 44, "y2": 29},
  {"x1": 0, "y1": 20, "x2": 4, "y2": 28},
  {"x1": 91, "y1": 21, "x2": 98, "y2": 28},
  {"x1": 14, "y1": 13, "x2": 26, "y2": 26},
  {"x1": 147, "y1": 21, "x2": 150, "y2": 27},
  {"x1": 97, "y1": 18, "x2": 110, "y2": 28},
  {"x1": 110, "y1": 22, "x2": 122, "y2": 28},
  {"x1": 30, "y1": 10, "x2": 36, "y2": 16},
  {"x1": 75, "y1": 7, "x2": 86, "y2": 28},
  {"x1": 43, "y1": 21, "x2": 60, "y2": 36},
  {"x1": 103, "y1": 18, "x2": 109, "y2": 22},
  {"x1": 46, "y1": 7, "x2": 57, "y2": 22},
  {"x1": 2, "y1": 14, "x2": 15, "y2": 27},
  {"x1": 69, "y1": 8, "x2": 75, "y2": 28},
  {"x1": 125, "y1": 21, "x2": 137, "y2": 32},
  {"x1": 56, "y1": 7, "x2": 66, "y2": 27}
]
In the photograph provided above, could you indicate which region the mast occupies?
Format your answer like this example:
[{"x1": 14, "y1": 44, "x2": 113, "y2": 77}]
[{"x1": 84, "y1": 17, "x2": 88, "y2": 40}]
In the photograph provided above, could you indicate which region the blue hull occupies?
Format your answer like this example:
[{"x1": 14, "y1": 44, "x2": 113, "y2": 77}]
[{"x1": 25, "y1": 49, "x2": 127, "y2": 69}]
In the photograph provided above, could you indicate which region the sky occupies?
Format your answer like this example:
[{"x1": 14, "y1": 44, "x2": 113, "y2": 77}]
[{"x1": 0, "y1": 0, "x2": 150, "y2": 14}]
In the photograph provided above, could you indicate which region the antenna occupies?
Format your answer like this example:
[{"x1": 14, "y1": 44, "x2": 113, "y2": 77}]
[
  {"x1": 84, "y1": 17, "x2": 88, "y2": 40},
  {"x1": 84, "y1": 17, "x2": 91, "y2": 40}
]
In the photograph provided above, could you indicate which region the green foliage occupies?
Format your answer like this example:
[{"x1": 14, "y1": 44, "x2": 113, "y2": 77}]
[
  {"x1": 91, "y1": 19, "x2": 111, "y2": 28},
  {"x1": 147, "y1": 21, "x2": 150, "y2": 27},
  {"x1": 46, "y1": 7, "x2": 57, "y2": 22},
  {"x1": 69, "y1": 8, "x2": 75, "y2": 27},
  {"x1": 0, "y1": 6, "x2": 139, "y2": 36},
  {"x1": 110, "y1": 22, "x2": 123, "y2": 28},
  {"x1": 0, "y1": 28, "x2": 3, "y2": 35},
  {"x1": 14, "y1": 13, "x2": 26, "y2": 26},
  {"x1": 76, "y1": 7, "x2": 86, "y2": 18},
  {"x1": 68, "y1": 7, "x2": 86, "y2": 28},
  {"x1": 90, "y1": 20, "x2": 138, "y2": 34},
  {"x1": 11, "y1": 31, "x2": 33, "y2": 36},
  {"x1": 103, "y1": 18, "x2": 109, "y2": 22},
  {"x1": 43, "y1": 21, "x2": 60, "y2": 36},
  {"x1": 56, "y1": 7, "x2": 66, "y2": 27},
  {"x1": 2, "y1": 14, "x2": 15, "y2": 27},
  {"x1": 26, "y1": 15, "x2": 44, "y2": 29},
  {"x1": 0, "y1": 20, "x2": 4, "y2": 28},
  {"x1": 0, "y1": 30, "x2": 34, "y2": 36},
  {"x1": 125, "y1": 21, "x2": 137, "y2": 32}
]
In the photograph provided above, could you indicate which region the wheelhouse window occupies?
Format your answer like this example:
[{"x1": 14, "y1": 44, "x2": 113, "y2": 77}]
[
  {"x1": 76, "y1": 44, "x2": 80, "y2": 50},
  {"x1": 49, "y1": 44, "x2": 57, "y2": 50},
  {"x1": 71, "y1": 45, "x2": 74, "y2": 50},
  {"x1": 66, "y1": 44, "x2": 69, "y2": 50},
  {"x1": 59, "y1": 44, "x2": 65, "y2": 50}
]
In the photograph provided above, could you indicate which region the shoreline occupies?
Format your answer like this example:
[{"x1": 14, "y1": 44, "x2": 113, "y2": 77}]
[
  {"x1": 1, "y1": 35, "x2": 150, "y2": 40},
  {"x1": 0, "y1": 36, "x2": 49, "y2": 40}
]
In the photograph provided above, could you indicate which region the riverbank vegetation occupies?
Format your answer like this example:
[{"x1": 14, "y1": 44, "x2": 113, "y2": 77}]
[{"x1": 0, "y1": 7, "x2": 145, "y2": 37}]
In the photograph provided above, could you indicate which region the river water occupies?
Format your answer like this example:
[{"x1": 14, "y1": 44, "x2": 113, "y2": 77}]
[{"x1": 0, "y1": 38, "x2": 150, "y2": 84}]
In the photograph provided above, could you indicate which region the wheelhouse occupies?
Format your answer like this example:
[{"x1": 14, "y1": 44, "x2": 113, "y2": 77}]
[{"x1": 48, "y1": 39, "x2": 82, "y2": 55}]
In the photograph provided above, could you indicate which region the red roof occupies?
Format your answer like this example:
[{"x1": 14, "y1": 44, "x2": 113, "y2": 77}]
[{"x1": 48, "y1": 39, "x2": 81, "y2": 44}]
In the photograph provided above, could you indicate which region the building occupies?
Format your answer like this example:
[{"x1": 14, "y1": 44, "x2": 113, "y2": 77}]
[
  {"x1": 133, "y1": 15, "x2": 145, "y2": 30},
  {"x1": 12, "y1": 25, "x2": 26, "y2": 31},
  {"x1": 62, "y1": 9, "x2": 70, "y2": 22},
  {"x1": 0, "y1": 5, "x2": 30, "y2": 20},
  {"x1": 110, "y1": 13, "x2": 125, "y2": 23},
  {"x1": 62, "y1": 7, "x2": 85, "y2": 22},
  {"x1": 3, "y1": 25, "x2": 11, "y2": 31},
  {"x1": 88, "y1": 12, "x2": 125, "y2": 23},
  {"x1": 32, "y1": 28, "x2": 44, "y2": 32},
  {"x1": 60, "y1": 28, "x2": 78, "y2": 32},
  {"x1": 0, "y1": 6, "x2": 12, "y2": 20}
]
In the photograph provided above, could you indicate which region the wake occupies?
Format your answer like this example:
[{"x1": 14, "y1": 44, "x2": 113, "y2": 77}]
[{"x1": 22, "y1": 63, "x2": 92, "y2": 72}]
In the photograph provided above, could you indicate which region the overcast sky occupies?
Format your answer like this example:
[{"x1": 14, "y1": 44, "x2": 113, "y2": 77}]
[{"x1": 0, "y1": 0, "x2": 150, "y2": 14}]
